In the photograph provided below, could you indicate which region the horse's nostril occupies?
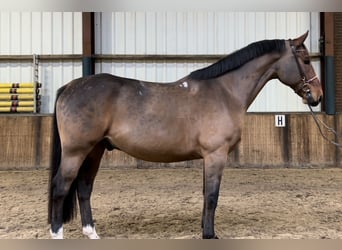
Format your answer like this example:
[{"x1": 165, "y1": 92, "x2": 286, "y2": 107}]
[{"x1": 318, "y1": 95, "x2": 322, "y2": 103}]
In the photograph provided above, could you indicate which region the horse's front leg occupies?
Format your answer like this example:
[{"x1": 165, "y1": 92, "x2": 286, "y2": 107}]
[{"x1": 202, "y1": 149, "x2": 227, "y2": 239}]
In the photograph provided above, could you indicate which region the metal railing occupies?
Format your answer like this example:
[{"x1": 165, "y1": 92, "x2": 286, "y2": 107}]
[{"x1": 0, "y1": 52, "x2": 322, "y2": 62}]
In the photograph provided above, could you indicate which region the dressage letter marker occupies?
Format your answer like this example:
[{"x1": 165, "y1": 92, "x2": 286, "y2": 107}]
[{"x1": 275, "y1": 115, "x2": 286, "y2": 127}]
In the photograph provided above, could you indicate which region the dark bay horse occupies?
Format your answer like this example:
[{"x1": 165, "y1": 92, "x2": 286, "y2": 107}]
[{"x1": 48, "y1": 31, "x2": 323, "y2": 239}]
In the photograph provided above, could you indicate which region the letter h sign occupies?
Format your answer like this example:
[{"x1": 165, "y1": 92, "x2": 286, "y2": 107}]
[{"x1": 275, "y1": 115, "x2": 286, "y2": 127}]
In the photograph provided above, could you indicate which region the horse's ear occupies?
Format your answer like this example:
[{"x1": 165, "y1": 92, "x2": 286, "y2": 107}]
[{"x1": 293, "y1": 30, "x2": 309, "y2": 47}]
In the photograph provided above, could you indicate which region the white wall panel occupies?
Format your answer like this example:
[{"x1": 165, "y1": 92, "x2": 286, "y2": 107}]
[
  {"x1": 0, "y1": 12, "x2": 320, "y2": 113},
  {"x1": 0, "y1": 12, "x2": 83, "y2": 113},
  {"x1": 40, "y1": 62, "x2": 82, "y2": 113},
  {"x1": 95, "y1": 11, "x2": 320, "y2": 112}
]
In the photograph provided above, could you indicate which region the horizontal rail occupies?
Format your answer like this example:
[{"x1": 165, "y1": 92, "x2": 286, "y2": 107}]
[
  {"x1": 95, "y1": 53, "x2": 322, "y2": 61},
  {"x1": 0, "y1": 94, "x2": 39, "y2": 100},
  {"x1": 0, "y1": 83, "x2": 42, "y2": 88},
  {"x1": 0, "y1": 88, "x2": 39, "y2": 94},
  {"x1": 0, "y1": 55, "x2": 82, "y2": 61},
  {"x1": 0, "y1": 106, "x2": 37, "y2": 112},
  {"x1": 94, "y1": 54, "x2": 226, "y2": 61},
  {"x1": 0, "y1": 53, "x2": 322, "y2": 62},
  {"x1": 0, "y1": 100, "x2": 37, "y2": 107}
]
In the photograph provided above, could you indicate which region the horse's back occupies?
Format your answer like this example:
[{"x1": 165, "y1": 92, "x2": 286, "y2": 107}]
[
  {"x1": 57, "y1": 73, "x2": 139, "y2": 115},
  {"x1": 55, "y1": 74, "x2": 135, "y2": 149}
]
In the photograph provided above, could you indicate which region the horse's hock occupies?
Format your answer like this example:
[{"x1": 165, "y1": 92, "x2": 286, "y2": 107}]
[{"x1": 0, "y1": 113, "x2": 338, "y2": 171}]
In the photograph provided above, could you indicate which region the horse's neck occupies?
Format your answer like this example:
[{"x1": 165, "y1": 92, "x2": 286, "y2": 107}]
[{"x1": 223, "y1": 54, "x2": 279, "y2": 111}]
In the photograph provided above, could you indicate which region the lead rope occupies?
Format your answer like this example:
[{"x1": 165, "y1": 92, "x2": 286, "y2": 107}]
[{"x1": 307, "y1": 105, "x2": 342, "y2": 147}]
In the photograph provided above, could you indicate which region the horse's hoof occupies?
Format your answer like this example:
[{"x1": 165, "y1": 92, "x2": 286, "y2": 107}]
[{"x1": 202, "y1": 234, "x2": 219, "y2": 239}]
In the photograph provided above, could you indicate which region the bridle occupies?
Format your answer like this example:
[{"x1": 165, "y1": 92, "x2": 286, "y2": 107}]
[
  {"x1": 289, "y1": 39, "x2": 318, "y2": 95},
  {"x1": 288, "y1": 40, "x2": 342, "y2": 147}
]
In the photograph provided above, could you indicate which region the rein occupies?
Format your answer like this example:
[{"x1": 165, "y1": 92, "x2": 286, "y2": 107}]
[
  {"x1": 307, "y1": 105, "x2": 342, "y2": 147},
  {"x1": 289, "y1": 40, "x2": 341, "y2": 147}
]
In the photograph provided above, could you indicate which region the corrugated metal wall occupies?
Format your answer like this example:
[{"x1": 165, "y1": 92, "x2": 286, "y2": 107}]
[
  {"x1": 0, "y1": 12, "x2": 82, "y2": 113},
  {"x1": 95, "y1": 12, "x2": 321, "y2": 112},
  {"x1": 0, "y1": 12, "x2": 321, "y2": 113}
]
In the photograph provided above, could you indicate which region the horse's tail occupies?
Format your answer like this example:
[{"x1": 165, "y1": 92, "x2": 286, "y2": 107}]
[{"x1": 48, "y1": 84, "x2": 78, "y2": 224}]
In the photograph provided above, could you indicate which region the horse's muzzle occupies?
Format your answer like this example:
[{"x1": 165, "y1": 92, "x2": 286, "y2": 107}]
[{"x1": 306, "y1": 91, "x2": 322, "y2": 107}]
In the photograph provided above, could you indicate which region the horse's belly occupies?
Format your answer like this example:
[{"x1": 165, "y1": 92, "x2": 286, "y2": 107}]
[
  {"x1": 110, "y1": 132, "x2": 201, "y2": 163},
  {"x1": 108, "y1": 115, "x2": 201, "y2": 162},
  {"x1": 117, "y1": 145, "x2": 201, "y2": 162},
  {"x1": 128, "y1": 150, "x2": 201, "y2": 163}
]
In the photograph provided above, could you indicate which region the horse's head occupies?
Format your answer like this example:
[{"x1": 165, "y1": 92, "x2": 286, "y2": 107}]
[{"x1": 276, "y1": 31, "x2": 323, "y2": 107}]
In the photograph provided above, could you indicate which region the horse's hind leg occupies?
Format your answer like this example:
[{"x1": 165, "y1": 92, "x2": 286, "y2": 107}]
[
  {"x1": 50, "y1": 152, "x2": 86, "y2": 239},
  {"x1": 77, "y1": 142, "x2": 105, "y2": 239}
]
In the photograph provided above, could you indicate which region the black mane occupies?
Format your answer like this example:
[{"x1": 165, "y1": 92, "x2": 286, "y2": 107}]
[{"x1": 189, "y1": 39, "x2": 285, "y2": 80}]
